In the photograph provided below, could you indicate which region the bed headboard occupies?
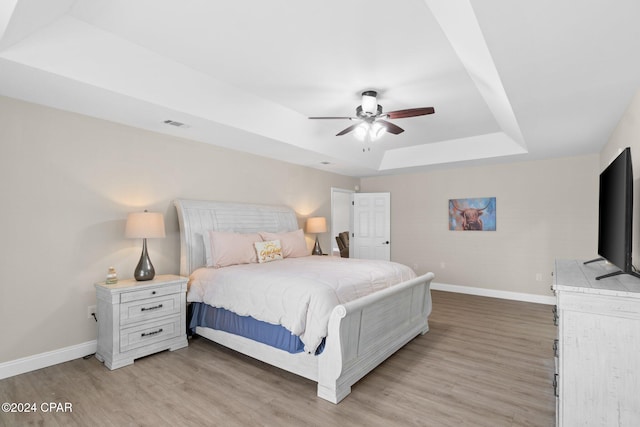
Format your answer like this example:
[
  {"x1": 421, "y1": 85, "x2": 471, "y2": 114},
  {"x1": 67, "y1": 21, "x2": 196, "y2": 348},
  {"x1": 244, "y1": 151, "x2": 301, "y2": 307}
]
[{"x1": 173, "y1": 199, "x2": 299, "y2": 276}]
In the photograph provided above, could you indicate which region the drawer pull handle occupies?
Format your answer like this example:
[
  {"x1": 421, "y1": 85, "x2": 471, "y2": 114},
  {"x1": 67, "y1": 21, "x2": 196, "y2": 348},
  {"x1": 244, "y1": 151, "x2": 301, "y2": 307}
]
[
  {"x1": 152, "y1": 291, "x2": 156, "y2": 295},
  {"x1": 141, "y1": 304, "x2": 163, "y2": 312},
  {"x1": 141, "y1": 328, "x2": 163, "y2": 338}
]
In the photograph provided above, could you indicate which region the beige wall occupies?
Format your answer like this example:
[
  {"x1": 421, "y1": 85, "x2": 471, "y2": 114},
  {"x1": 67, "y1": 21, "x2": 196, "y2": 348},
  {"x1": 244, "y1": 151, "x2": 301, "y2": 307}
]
[
  {"x1": 600, "y1": 89, "x2": 640, "y2": 268},
  {"x1": 361, "y1": 154, "x2": 600, "y2": 297},
  {"x1": 0, "y1": 96, "x2": 358, "y2": 363}
]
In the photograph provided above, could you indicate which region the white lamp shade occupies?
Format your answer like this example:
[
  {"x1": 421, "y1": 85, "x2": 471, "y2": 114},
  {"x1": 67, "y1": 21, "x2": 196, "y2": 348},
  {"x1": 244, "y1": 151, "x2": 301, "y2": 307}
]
[
  {"x1": 125, "y1": 211, "x2": 166, "y2": 239},
  {"x1": 306, "y1": 217, "x2": 327, "y2": 234},
  {"x1": 354, "y1": 123, "x2": 369, "y2": 141},
  {"x1": 371, "y1": 122, "x2": 386, "y2": 140}
]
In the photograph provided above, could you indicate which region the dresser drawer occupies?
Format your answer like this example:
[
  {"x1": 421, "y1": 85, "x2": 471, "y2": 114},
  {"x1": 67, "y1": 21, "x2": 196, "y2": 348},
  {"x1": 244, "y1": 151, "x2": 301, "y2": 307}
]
[
  {"x1": 120, "y1": 315, "x2": 181, "y2": 353},
  {"x1": 120, "y1": 293, "x2": 181, "y2": 326},
  {"x1": 120, "y1": 283, "x2": 183, "y2": 303}
]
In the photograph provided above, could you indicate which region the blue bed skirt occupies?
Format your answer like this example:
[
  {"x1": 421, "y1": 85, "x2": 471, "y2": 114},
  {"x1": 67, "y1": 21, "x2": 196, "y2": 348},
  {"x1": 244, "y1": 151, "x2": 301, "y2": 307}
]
[{"x1": 189, "y1": 302, "x2": 324, "y2": 355}]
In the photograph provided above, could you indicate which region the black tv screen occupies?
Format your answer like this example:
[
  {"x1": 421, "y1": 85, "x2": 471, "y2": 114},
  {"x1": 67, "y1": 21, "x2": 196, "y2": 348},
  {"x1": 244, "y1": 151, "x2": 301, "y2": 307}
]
[{"x1": 594, "y1": 147, "x2": 635, "y2": 279}]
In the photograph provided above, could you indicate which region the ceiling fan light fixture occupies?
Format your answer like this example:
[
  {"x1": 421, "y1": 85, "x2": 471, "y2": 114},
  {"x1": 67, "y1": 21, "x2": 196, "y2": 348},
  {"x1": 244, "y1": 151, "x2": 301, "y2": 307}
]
[
  {"x1": 361, "y1": 91, "x2": 378, "y2": 114},
  {"x1": 354, "y1": 123, "x2": 369, "y2": 141},
  {"x1": 370, "y1": 122, "x2": 386, "y2": 140},
  {"x1": 353, "y1": 121, "x2": 386, "y2": 142}
]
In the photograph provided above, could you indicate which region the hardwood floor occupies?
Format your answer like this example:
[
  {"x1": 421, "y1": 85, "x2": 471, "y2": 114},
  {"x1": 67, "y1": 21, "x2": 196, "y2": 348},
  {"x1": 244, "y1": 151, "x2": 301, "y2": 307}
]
[{"x1": 0, "y1": 291, "x2": 556, "y2": 427}]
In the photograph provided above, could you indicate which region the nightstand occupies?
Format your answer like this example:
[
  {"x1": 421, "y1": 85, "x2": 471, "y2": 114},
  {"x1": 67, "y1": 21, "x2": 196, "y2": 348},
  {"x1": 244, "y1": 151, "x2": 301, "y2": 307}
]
[{"x1": 94, "y1": 274, "x2": 188, "y2": 370}]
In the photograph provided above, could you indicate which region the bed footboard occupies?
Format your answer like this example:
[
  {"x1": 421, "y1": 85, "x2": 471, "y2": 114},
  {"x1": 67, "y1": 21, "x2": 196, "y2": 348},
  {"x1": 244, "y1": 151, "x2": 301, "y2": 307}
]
[{"x1": 317, "y1": 272, "x2": 435, "y2": 403}]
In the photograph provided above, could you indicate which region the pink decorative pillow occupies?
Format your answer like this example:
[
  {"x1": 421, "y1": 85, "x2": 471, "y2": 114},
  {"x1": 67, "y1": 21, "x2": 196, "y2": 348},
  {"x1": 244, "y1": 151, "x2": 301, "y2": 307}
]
[
  {"x1": 259, "y1": 229, "x2": 308, "y2": 258},
  {"x1": 207, "y1": 231, "x2": 261, "y2": 268}
]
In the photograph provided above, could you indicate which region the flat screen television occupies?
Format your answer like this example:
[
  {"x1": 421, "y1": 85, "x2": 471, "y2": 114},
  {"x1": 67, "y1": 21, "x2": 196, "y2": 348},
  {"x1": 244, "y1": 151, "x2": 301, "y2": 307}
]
[{"x1": 585, "y1": 147, "x2": 640, "y2": 280}]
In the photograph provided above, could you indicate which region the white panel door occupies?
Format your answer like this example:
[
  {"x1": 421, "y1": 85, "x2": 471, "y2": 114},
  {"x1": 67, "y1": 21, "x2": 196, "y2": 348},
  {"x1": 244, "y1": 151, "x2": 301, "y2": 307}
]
[{"x1": 352, "y1": 192, "x2": 391, "y2": 261}]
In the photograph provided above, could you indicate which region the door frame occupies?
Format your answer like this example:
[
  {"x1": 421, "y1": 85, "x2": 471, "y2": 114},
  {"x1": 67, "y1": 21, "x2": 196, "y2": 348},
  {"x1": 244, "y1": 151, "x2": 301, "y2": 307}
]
[{"x1": 330, "y1": 187, "x2": 355, "y2": 256}]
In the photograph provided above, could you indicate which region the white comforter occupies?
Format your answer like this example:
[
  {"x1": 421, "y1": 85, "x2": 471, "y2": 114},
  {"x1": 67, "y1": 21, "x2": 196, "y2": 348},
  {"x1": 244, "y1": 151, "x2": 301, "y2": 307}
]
[{"x1": 187, "y1": 256, "x2": 416, "y2": 353}]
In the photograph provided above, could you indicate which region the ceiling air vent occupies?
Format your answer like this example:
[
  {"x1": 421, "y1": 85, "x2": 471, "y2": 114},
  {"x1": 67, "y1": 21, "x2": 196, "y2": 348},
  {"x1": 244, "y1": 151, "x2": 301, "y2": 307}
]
[{"x1": 163, "y1": 119, "x2": 189, "y2": 128}]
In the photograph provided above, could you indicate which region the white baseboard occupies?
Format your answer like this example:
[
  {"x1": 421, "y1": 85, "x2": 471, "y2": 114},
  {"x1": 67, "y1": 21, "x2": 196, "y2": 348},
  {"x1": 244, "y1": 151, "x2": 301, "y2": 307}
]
[
  {"x1": 431, "y1": 282, "x2": 556, "y2": 305},
  {"x1": 0, "y1": 340, "x2": 97, "y2": 380}
]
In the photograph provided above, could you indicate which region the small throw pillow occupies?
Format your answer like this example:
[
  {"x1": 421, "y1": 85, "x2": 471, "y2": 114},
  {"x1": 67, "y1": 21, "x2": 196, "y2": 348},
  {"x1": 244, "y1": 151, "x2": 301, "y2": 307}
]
[{"x1": 254, "y1": 240, "x2": 284, "y2": 263}]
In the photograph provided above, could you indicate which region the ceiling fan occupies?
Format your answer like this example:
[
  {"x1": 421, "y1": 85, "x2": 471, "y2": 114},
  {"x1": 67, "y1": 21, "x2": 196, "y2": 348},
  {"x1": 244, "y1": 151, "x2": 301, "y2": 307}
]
[{"x1": 309, "y1": 90, "x2": 435, "y2": 140}]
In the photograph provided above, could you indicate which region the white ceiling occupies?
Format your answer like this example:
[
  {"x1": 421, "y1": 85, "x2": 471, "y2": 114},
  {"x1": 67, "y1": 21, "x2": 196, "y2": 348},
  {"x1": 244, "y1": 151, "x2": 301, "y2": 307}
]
[{"x1": 1, "y1": 0, "x2": 639, "y2": 176}]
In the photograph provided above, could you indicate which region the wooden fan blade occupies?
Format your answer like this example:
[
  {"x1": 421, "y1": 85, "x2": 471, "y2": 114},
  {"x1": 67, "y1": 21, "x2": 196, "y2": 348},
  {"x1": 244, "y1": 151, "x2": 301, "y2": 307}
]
[
  {"x1": 378, "y1": 120, "x2": 404, "y2": 135},
  {"x1": 309, "y1": 116, "x2": 354, "y2": 120},
  {"x1": 336, "y1": 123, "x2": 359, "y2": 136},
  {"x1": 385, "y1": 107, "x2": 435, "y2": 119}
]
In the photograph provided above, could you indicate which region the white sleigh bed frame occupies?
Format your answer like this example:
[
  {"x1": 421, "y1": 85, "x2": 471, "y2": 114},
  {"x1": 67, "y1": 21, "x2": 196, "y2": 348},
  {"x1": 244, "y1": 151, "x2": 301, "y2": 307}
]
[{"x1": 174, "y1": 199, "x2": 434, "y2": 403}]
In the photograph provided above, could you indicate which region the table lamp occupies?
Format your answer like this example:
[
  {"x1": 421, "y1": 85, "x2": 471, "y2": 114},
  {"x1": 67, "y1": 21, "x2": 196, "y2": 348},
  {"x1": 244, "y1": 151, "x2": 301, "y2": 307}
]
[
  {"x1": 306, "y1": 216, "x2": 327, "y2": 255},
  {"x1": 125, "y1": 210, "x2": 166, "y2": 281}
]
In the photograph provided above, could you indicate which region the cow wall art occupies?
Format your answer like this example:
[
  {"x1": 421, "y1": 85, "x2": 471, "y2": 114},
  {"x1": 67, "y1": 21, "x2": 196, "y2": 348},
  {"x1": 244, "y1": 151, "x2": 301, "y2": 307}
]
[{"x1": 449, "y1": 197, "x2": 496, "y2": 231}]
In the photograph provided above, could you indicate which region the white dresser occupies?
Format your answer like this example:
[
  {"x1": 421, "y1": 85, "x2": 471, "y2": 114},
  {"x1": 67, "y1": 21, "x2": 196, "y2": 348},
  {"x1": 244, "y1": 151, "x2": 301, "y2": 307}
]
[
  {"x1": 553, "y1": 260, "x2": 640, "y2": 426},
  {"x1": 95, "y1": 274, "x2": 188, "y2": 369}
]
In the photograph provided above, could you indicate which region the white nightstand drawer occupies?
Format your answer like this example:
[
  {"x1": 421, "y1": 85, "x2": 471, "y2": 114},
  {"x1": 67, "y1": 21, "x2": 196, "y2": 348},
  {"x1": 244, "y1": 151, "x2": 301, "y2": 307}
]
[
  {"x1": 120, "y1": 315, "x2": 181, "y2": 352},
  {"x1": 119, "y1": 293, "x2": 181, "y2": 326},
  {"x1": 120, "y1": 283, "x2": 183, "y2": 303}
]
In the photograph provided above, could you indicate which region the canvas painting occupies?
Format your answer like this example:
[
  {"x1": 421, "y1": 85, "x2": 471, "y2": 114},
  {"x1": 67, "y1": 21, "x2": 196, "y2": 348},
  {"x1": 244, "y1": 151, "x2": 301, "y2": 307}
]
[{"x1": 449, "y1": 197, "x2": 496, "y2": 231}]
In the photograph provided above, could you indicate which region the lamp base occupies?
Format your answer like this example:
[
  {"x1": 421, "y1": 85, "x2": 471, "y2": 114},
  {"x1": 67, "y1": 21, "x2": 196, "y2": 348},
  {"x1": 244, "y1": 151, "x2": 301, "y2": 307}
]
[
  {"x1": 312, "y1": 236, "x2": 323, "y2": 256},
  {"x1": 134, "y1": 238, "x2": 156, "y2": 281}
]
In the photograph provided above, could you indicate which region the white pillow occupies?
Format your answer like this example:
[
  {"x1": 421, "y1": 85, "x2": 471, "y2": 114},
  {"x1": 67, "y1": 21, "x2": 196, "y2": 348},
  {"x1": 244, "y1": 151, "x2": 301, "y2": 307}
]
[
  {"x1": 254, "y1": 240, "x2": 284, "y2": 263},
  {"x1": 259, "y1": 229, "x2": 308, "y2": 258},
  {"x1": 206, "y1": 230, "x2": 261, "y2": 268}
]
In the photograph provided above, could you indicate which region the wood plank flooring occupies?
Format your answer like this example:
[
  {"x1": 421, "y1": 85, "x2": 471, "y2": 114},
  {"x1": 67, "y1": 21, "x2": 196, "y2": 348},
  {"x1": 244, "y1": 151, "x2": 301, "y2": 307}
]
[{"x1": 0, "y1": 291, "x2": 557, "y2": 427}]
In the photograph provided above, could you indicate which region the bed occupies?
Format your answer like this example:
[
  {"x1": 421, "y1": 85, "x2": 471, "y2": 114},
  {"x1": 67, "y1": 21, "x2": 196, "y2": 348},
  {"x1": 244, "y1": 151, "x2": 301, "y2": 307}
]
[{"x1": 174, "y1": 199, "x2": 434, "y2": 403}]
